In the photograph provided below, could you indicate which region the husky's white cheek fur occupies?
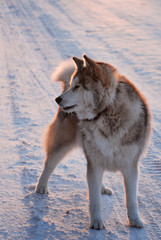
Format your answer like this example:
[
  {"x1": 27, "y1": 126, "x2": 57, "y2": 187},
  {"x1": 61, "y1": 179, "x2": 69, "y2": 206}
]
[{"x1": 36, "y1": 55, "x2": 151, "y2": 231}]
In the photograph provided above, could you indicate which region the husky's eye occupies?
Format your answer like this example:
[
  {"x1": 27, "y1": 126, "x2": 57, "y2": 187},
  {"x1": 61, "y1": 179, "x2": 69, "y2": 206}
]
[{"x1": 74, "y1": 85, "x2": 80, "y2": 90}]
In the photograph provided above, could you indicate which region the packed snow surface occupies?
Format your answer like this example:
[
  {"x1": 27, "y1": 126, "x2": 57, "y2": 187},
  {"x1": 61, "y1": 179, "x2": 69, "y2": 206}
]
[{"x1": 0, "y1": 0, "x2": 161, "y2": 239}]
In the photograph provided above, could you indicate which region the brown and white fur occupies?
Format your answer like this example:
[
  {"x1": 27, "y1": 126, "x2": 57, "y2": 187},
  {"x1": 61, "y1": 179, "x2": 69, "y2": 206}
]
[{"x1": 35, "y1": 55, "x2": 151, "y2": 230}]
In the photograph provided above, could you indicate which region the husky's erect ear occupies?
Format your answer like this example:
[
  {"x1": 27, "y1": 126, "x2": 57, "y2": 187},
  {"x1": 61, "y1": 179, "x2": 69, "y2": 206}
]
[
  {"x1": 83, "y1": 55, "x2": 95, "y2": 68},
  {"x1": 83, "y1": 55, "x2": 99, "y2": 71},
  {"x1": 73, "y1": 57, "x2": 83, "y2": 69}
]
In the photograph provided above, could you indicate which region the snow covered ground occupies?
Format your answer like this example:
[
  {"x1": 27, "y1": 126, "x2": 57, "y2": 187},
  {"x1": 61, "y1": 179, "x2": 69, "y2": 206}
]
[{"x1": 0, "y1": 0, "x2": 161, "y2": 239}]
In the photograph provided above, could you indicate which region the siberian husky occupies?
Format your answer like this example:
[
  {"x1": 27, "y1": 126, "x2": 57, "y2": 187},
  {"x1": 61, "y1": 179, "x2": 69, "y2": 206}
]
[{"x1": 36, "y1": 55, "x2": 151, "y2": 230}]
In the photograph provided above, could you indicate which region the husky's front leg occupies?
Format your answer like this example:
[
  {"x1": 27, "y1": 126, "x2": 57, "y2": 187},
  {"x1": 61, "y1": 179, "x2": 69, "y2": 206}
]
[
  {"x1": 122, "y1": 163, "x2": 144, "y2": 228},
  {"x1": 87, "y1": 162, "x2": 105, "y2": 230}
]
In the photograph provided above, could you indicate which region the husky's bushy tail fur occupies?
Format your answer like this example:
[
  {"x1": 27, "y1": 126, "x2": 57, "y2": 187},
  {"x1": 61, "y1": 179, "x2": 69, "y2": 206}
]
[{"x1": 51, "y1": 59, "x2": 74, "y2": 91}]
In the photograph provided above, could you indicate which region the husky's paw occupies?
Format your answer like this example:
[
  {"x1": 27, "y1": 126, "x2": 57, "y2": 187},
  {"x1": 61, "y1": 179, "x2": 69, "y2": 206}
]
[
  {"x1": 101, "y1": 185, "x2": 113, "y2": 195},
  {"x1": 129, "y1": 218, "x2": 144, "y2": 228},
  {"x1": 90, "y1": 218, "x2": 105, "y2": 230},
  {"x1": 35, "y1": 184, "x2": 49, "y2": 194}
]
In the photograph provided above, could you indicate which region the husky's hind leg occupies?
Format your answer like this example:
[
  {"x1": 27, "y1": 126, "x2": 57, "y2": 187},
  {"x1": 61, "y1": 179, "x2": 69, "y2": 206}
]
[
  {"x1": 35, "y1": 109, "x2": 78, "y2": 194},
  {"x1": 101, "y1": 184, "x2": 113, "y2": 195}
]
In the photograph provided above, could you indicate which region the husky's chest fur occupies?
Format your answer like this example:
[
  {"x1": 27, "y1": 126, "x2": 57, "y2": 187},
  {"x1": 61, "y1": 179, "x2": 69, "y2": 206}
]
[{"x1": 79, "y1": 81, "x2": 148, "y2": 171}]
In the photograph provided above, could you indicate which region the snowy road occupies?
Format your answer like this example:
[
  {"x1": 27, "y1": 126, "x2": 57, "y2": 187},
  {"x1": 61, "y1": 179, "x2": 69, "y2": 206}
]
[{"x1": 0, "y1": 0, "x2": 161, "y2": 239}]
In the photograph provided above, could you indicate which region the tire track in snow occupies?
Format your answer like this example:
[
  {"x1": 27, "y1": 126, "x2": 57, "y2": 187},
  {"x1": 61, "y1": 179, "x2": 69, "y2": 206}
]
[
  {"x1": 39, "y1": 14, "x2": 82, "y2": 58},
  {"x1": 2, "y1": 0, "x2": 57, "y2": 183},
  {"x1": 145, "y1": 157, "x2": 161, "y2": 179},
  {"x1": 16, "y1": 0, "x2": 83, "y2": 59},
  {"x1": 138, "y1": 182, "x2": 161, "y2": 239},
  {"x1": 4, "y1": 0, "x2": 61, "y2": 111}
]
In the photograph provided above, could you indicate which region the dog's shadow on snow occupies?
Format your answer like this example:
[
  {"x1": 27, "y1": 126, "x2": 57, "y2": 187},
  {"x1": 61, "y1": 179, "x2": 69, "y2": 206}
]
[
  {"x1": 23, "y1": 186, "x2": 56, "y2": 239},
  {"x1": 22, "y1": 185, "x2": 114, "y2": 239}
]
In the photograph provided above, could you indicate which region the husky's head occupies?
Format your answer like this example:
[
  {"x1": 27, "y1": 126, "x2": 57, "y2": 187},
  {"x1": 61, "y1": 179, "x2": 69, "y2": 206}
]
[{"x1": 55, "y1": 55, "x2": 118, "y2": 120}]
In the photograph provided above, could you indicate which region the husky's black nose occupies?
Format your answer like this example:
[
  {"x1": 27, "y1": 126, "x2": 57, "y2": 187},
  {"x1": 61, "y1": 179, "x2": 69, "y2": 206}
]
[{"x1": 55, "y1": 96, "x2": 62, "y2": 104}]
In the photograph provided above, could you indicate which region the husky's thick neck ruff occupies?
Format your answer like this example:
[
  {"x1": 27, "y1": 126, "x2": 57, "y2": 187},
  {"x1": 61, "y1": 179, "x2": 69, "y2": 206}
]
[{"x1": 82, "y1": 108, "x2": 107, "y2": 122}]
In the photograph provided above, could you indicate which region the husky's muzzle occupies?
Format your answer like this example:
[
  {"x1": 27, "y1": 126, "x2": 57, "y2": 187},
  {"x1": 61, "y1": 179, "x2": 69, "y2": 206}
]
[
  {"x1": 55, "y1": 96, "x2": 77, "y2": 111},
  {"x1": 55, "y1": 96, "x2": 62, "y2": 105}
]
